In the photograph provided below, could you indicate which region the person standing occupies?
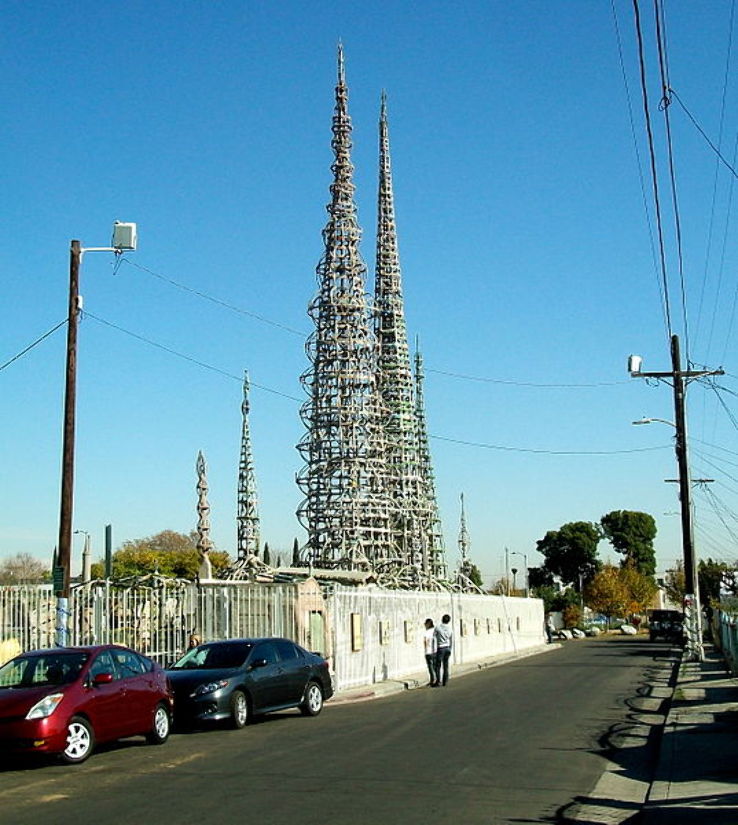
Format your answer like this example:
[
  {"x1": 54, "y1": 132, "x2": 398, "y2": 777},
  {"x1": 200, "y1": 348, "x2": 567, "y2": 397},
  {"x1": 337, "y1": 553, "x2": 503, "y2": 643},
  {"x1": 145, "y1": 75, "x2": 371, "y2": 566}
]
[
  {"x1": 434, "y1": 613, "x2": 453, "y2": 686},
  {"x1": 423, "y1": 618, "x2": 439, "y2": 686}
]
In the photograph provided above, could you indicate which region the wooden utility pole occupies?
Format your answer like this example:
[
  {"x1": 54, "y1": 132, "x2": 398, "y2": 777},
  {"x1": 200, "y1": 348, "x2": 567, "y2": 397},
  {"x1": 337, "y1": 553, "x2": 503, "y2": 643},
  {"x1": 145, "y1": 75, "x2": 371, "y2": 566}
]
[
  {"x1": 630, "y1": 333, "x2": 723, "y2": 660},
  {"x1": 58, "y1": 242, "x2": 81, "y2": 595},
  {"x1": 670, "y1": 335, "x2": 697, "y2": 604},
  {"x1": 55, "y1": 240, "x2": 81, "y2": 645}
]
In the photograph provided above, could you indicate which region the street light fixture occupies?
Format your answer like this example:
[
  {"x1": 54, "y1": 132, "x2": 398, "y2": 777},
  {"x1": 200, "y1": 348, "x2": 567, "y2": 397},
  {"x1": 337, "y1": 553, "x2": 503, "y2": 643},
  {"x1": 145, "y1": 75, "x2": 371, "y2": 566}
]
[
  {"x1": 56, "y1": 223, "x2": 137, "y2": 646},
  {"x1": 632, "y1": 417, "x2": 676, "y2": 428},
  {"x1": 511, "y1": 551, "x2": 528, "y2": 597}
]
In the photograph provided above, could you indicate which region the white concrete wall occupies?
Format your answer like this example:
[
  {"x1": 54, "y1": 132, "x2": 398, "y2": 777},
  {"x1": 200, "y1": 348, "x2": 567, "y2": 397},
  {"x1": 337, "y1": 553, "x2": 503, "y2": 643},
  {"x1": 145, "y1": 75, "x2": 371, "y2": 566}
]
[{"x1": 327, "y1": 586, "x2": 545, "y2": 690}]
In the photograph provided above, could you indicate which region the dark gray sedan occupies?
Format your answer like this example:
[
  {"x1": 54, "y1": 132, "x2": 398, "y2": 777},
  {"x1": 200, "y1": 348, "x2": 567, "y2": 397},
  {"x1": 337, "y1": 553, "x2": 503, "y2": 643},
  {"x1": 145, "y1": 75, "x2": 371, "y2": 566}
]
[{"x1": 165, "y1": 638, "x2": 333, "y2": 729}]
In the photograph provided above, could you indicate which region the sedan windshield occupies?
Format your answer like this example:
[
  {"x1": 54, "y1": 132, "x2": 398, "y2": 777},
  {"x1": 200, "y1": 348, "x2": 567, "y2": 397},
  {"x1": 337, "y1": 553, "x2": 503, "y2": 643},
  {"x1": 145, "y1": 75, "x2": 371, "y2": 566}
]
[
  {"x1": 0, "y1": 652, "x2": 89, "y2": 688},
  {"x1": 171, "y1": 642, "x2": 253, "y2": 670}
]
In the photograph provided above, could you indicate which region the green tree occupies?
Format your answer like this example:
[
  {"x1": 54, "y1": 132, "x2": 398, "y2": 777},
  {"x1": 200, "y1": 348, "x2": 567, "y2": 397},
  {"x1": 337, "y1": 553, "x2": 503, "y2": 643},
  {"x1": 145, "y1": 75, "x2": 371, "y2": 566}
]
[
  {"x1": 95, "y1": 530, "x2": 231, "y2": 580},
  {"x1": 698, "y1": 558, "x2": 731, "y2": 607},
  {"x1": 600, "y1": 510, "x2": 657, "y2": 577},
  {"x1": 528, "y1": 567, "x2": 555, "y2": 590},
  {"x1": 585, "y1": 564, "x2": 629, "y2": 623},
  {"x1": 620, "y1": 561, "x2": 658, "y2": 614},
  {"x1": 536, "y1": 521, "x2": 601, "y2": 588},
  {"x1": 663, "y1": 560, "x2": 686, "y2": 606},
  {"x1": 467, "y1": 563, "x2": 484, "y2": 588},
  {"x1": 292, "y1": 537, "x2": 300, "y2": 566}
]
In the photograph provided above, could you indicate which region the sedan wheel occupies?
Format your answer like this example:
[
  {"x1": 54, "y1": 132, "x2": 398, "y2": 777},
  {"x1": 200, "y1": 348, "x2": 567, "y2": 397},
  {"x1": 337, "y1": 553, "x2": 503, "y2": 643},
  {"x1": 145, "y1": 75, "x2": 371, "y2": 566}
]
[
  {"x1": 146, "y1": 703, "x2": 171, "y2": 745},
  {"x1": 229, "y1": 690, "x2": 249, "y2": 729},
  {"x1": 300, "y1": 682, "x2": 323, "y2": 717},
  {"x1": 61, "y1": 716, "x2": 95, "y2": 764}
]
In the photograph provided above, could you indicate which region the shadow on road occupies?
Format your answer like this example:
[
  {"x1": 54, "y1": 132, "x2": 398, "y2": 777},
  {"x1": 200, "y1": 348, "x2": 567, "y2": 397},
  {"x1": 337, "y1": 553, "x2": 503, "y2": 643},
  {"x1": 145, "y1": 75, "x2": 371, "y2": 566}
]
[{"x1": 552, "y1": 637, "x2": 680, "y2": 825}]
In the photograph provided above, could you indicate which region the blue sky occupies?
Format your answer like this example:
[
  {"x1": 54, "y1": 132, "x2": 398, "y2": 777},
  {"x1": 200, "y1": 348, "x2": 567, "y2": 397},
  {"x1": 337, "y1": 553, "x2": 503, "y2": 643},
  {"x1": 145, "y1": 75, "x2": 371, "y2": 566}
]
[{"x1": 3, "y1": 1, "x2": 738, "y2": 583}]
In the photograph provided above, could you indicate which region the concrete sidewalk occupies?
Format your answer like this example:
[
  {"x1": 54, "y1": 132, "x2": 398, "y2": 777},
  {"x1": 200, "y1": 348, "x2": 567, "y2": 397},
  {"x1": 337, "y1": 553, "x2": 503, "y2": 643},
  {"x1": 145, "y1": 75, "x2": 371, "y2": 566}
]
[
  {"x1": 643, "y1": 643, "x2": 738, "y2": 824},
  {"x1": 328, "y1": 641, "x2": 558, "y2": 705}
]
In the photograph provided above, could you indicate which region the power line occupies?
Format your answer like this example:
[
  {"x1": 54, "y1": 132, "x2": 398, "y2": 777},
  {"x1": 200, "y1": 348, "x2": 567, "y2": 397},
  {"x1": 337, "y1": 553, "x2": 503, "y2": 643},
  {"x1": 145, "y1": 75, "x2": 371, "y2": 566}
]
[
  {"x1": 0, "y1": 318, "x2": 68, "y2": 372},
  {"x1": 669, "y1": 86, "x2": 738, "y2": 180},
  {"x1": 121, "y1": 258, "x2": 308, "y2": 338},
  {"x1": 430, "y1": 433, "x2": 670, "y2": 456},
  {"x1": 425, "y1": 368, "x2": 629, "y2": 389},
  {"x1": 81, "y1": 310, "x2": 303, "y2": 402},
  {"x1": 78, "y1": 311, "x2": 672, "y2": 460},
  {"x1": 610, "y1": 0, "x2": 668, "y2": 337},
  {"x1": 695, "y1": 0, "x2": 736, "y2": 352},
  {"x1": 632, "y1": 0, "x2": 673, "y2": 340},
  {"x1": 116, "y1": 259, "x2": 632, "y2": 392},
  {"x1": 655, "y1": 0, "x2": 690, "y2": 358}
]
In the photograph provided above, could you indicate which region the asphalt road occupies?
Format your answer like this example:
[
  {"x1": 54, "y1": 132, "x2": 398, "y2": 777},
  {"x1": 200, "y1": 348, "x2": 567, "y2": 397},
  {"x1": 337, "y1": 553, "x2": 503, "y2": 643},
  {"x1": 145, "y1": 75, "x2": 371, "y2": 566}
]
[{"x1": 0, "y1": 635, "x2": 674, "y2": 825}]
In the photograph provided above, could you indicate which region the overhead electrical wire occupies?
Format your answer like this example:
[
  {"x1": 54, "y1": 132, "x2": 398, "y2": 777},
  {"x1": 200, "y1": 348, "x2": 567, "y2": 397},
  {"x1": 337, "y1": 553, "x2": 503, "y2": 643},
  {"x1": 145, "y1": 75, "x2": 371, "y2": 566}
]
[
  {"x1": 632, "y1": 0, "x2": 674, "y2": 341},
  {"x1": 668, "y1": 87, "x2": 738, "y2": 181},
  {"x1": 693, "y1": 0, "x2": 736, "y2": 352},
  {"x1": 425, "y1": 368, "x2": 629, "y2": 389},
  {"x1": 123, "y1": 257, "x2": 628, "y2": 391},
  {"x1": 81, "y1": 310, "x2": 303, "y2": 403},
  {"x1": 611, "y1": 0, "x2": 667, "y2": 336},
  {"x1": 0, "y1": 318, "x2": 68, "y2": 373},
  {"x1": 121, "y1": 258, "x2": 308, "y2": 338},
  {"x1": 655, "y1": 0, "x2": 690, "y2": 360},
  {"x1": 430, "y1": 433, "x2": 670, "y2": 457},
  {"x1": 82, "y1": 309, "x2": 658, "y2": 459}
]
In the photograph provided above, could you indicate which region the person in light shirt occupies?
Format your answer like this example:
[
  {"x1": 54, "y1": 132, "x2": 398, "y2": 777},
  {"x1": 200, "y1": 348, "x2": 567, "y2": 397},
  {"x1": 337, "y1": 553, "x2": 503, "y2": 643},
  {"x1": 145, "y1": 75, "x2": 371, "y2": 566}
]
[
  {"x1": 434, "y1": 614, "x2": 453, "y2": 686},
  {"x1": 423, "y1": 618, "x2": 439, "y2": 687}
]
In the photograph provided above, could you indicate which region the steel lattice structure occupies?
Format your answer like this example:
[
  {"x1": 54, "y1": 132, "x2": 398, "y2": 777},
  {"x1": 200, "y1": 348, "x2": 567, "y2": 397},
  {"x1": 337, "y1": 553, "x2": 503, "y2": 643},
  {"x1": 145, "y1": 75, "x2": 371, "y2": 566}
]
[
  {"x1": 195, "y1": 450, "x2": 213, "y2": 579},
  {"x1": 296, "y1": 46, "x2": 396, "y2": 570},
  {"x1": 413, "y1": 346, "x2": 447, "y2": 581},
  {"x1": 374, "y1": 93, "x2": 447, "y2": 589},
  {"x1": 225, "y1": 371, "x2": 271, "y2": 581}
]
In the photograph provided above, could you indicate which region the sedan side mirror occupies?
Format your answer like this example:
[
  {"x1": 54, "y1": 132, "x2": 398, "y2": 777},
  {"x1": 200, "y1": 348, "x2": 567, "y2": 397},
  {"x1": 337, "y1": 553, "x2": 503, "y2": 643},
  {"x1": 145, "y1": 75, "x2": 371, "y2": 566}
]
[
  {"x1": 92, "y1": 672, "x2": 114, "y2": 686},
  {"x1": 249, "y1": 658, "x2": 268, "y2": 670}
]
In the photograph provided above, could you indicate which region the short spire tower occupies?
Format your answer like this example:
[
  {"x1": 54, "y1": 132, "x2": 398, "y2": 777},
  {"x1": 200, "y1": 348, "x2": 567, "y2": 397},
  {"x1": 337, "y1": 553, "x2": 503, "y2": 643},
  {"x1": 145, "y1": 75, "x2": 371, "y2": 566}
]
[
  {"x1": 414, "y1": 343, "x2": 447, "y2": 580},
  {"x1": 296, "y1": 45, "x2": 395, "y2": 570},
  {"x1": 195, "y1": 450, "x2": 213, "y2": 580},
  {"x1": 458, "y1": 492, "x2": 470, "y2": 566},
  {"x1": 374, "y1": 91, "x2": 428, "y2": 584}
]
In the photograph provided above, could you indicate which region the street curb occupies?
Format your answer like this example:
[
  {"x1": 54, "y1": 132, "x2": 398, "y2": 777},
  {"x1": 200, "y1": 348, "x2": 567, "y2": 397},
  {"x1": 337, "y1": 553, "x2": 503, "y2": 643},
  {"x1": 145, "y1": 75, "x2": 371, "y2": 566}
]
[
  {"x1": 560, "y1": 647, "x2": 681, "y2": 825},
  {"x1": 328, "y1": 642, "x2": 560, "y2": 706}
]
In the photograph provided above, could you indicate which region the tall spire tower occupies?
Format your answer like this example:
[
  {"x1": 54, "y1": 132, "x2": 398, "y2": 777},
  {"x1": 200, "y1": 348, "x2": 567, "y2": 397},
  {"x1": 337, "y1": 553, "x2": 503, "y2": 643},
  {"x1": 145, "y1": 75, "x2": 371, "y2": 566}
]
[
  {"x1": 296, "y1": 46, "x2": 395, "y2": 569},
  {"x1": 374, "y1": 92, "x2": 428, "y2": 583},
  {"x1": 236, "y1": 371, "x2": 260, "y2": 560},
  {"x1": 414, "y1": 344, "x2": 447, "y2": 580}
]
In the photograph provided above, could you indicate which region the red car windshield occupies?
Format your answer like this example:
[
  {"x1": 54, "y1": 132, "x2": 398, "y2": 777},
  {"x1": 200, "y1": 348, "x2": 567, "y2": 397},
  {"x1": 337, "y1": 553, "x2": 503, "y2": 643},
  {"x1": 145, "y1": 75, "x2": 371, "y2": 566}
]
[
  {"x1": 0, "y1": 652, "x2": 89, "y2": 688},
  {"x1": 172, "y1": 642, "x2": 253, "y2": 670}
]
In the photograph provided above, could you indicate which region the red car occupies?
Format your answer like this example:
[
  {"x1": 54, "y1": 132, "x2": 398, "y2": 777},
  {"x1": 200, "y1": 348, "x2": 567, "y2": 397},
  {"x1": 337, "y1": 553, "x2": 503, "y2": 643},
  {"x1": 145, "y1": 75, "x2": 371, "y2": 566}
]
[{"x1": 0, "y1": 644, "x2": 173, "y2": 764}]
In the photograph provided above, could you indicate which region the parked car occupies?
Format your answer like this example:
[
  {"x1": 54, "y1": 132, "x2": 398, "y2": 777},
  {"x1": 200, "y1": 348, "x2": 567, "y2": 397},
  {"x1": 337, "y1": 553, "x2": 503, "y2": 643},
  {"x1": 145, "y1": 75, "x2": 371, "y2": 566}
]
[
  {"x1": 0, "y1": 644, "x2": 173, "y2": 764},
  {"x1": 166, "y1": 637, "x2": 333, "y2": 729},
  {"x1": 648, "y1": 609, "x2": 685, "y2": 643}
]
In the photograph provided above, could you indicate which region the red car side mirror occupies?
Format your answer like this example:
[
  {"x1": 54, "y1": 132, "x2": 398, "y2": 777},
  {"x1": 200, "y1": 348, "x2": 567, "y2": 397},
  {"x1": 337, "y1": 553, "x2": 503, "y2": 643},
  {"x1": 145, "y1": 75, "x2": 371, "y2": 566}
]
[{"x1": 92, "y1": 672, "x2": 113, "y2": 686}]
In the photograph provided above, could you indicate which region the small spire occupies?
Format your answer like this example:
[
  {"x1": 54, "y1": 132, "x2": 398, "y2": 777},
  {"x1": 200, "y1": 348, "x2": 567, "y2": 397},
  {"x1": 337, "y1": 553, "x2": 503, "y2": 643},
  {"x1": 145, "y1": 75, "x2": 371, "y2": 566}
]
[
  {"x1": 337, "y1": 41, "x2": 345, "y2": 84},
  {"x1": 380, "y1": 89, "x2": 387, "y2": 122}
]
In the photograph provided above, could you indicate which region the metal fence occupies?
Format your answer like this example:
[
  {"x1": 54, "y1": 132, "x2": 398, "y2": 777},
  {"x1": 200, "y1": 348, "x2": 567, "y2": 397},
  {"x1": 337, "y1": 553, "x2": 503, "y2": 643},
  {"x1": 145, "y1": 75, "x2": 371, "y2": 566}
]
[
  {"x1": 0, "y1": 582, "x2": 545, "y2": 691},
  {"x1": 716, "y1": 609, "x2": 738, "y2": 675},
  {"x1": 0, "y1": 581, "x2": 299, "y2": 665}
]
